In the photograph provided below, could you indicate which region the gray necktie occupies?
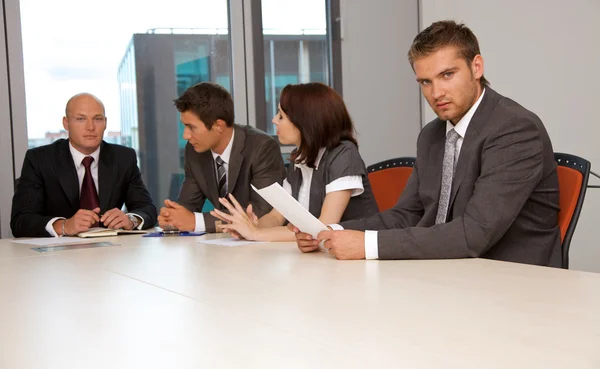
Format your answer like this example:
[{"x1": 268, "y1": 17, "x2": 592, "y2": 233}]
[
  {"x1": 435, "y1": 128, "x2": 460, "y2": 224},
  {"x1": 215, "y1": 156, "x2": 227, "y2": 198}
]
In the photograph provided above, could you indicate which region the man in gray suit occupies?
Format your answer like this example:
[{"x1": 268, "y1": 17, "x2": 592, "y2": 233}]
[
  {"x1": 294, "y1": 20, "x2": 562, "y2": 267},
  {"x1": 158, "y1": 82, "x2": 286, "y2": 233}
]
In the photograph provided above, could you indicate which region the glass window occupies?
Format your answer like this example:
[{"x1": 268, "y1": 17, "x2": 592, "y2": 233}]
[
  {"x1": 261, "y1": 0, "x2": 330, "y2": 135},
  {"x1": 19, "y1": 0, "x2": 231, "y2": 210},
  {"x1": 19, "y1": 0, "x2": 337, "y2": 209}
]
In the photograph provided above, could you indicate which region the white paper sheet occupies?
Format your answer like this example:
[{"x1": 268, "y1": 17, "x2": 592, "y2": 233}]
[
  {"x1": 198, "y1": 238, "x2": 260, "y2": 247},
  {"x1": 10, "y1": 237, "x2": 101, "y2": 246},
  {"x1": 252, "y1": 183, "x2": 329, "y2": 238}
]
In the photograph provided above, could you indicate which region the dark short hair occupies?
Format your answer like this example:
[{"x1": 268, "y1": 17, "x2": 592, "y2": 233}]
[
  {"x1": 408, "y1": 20, "x2": 489, "y2": 87},
  {"x1": 173, "y1": 82, "x2": 234, "y2": 128},
  {"x1": 280, "y1": 83, "x2": 357, "y2": 168}
]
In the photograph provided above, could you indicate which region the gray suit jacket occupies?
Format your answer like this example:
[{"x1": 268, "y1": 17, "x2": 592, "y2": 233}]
[
  {"x1": 285, "y1": 141, "x2": 379, "y2": 221},
  {"x1": 341, "y1": 88, "x2": 562, "y2": 267},
  {"x1": 178, "y1": 124, "x2": 286, "y2": 233}
]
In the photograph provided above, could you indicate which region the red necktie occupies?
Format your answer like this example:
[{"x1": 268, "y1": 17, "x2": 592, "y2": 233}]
[{"x1": 80, "y1": 156, "x2": 100, "y2": 226}]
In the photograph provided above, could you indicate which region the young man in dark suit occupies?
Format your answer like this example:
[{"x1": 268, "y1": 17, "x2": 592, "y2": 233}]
[
  {"x1": 11, "y1": 93, "x2": 157, "y2": 237},
  {"x1": 157, "y1": 82, "x2": 285, "y2": 233},
  {"x1": 294, "y1": 21, "x2": 562, "y2": 267}
]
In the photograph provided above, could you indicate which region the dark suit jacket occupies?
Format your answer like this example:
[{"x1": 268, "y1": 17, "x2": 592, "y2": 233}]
[
  {"x1": 178, "y1": 124, "x2": 286, "y2": 233},
  {"x1": 341, "y1": 88, "x2": 562, "y2": 267},
  {"x1": 11, "y1": 139, "x2": 157, "y2": 237}
]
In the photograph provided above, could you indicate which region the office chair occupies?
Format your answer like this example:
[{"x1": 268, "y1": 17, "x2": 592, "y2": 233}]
[
  {"x1": 554, "y1": 152, "x2": 595, "y2": 269},
  {"x1": 367, "y1": 157, "x2": 416, "y2": 212}
]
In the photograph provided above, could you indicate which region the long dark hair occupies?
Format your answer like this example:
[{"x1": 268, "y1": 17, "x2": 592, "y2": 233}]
[{"x1": 279, "y1": 83, "x2": 357, "y2": 168}]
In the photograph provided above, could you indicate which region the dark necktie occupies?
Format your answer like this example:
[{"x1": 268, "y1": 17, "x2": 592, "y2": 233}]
[
  {"x1": 80, "y1": 156, "x2": 100, "y2": 226},
  {"x1": 215, "y1": 156, "x2": 227, "y2": 198}
]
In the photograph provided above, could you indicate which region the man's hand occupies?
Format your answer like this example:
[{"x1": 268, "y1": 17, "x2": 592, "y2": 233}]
[
  {"x1": 58, "y1": 207, "x2": 101, "y2": 236},
  {"x1": 158, "y1": 200, "x2": 195, "y2": 231},
  {"x1": 288, "y1": 223, "x2": 321, "y2": 253},
  {"x1": 101, "y1": 208, "x2": 134, "y2": 230},
  {"x1": 317, "y1": 230, "x2": 366, "y2": 260}
]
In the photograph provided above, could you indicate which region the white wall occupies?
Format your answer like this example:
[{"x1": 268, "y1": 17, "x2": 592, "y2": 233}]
[
  {"x1": 420, "y1": 0, "x2": 600, "y2": 272},
  {"x1": 340, "y1": 0, "x2": 421, "y2": 167}
]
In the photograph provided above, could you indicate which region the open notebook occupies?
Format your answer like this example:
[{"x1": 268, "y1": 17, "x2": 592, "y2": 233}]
[{"x1": 77, "y1": 227, "x2": 148, "y2": 238}]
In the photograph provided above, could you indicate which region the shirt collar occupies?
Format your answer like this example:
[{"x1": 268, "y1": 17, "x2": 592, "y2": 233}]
[
  {"x1": 69, "y1": 141, "x2": 100, "y2": 170},
  {"x1": 211, "y1": 129, "x2": 235, "y2": 164},
  {"x1": 295, "y1": 147, "x2": 326, "y2": 170},
  {"x1": 446, "y1": 88, "x2": 486, "y2": 138}
]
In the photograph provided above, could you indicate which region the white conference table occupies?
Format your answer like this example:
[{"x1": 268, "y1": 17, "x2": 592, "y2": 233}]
[{"x1": 0, "y1": 234, "x2": 599, "y2": 369}]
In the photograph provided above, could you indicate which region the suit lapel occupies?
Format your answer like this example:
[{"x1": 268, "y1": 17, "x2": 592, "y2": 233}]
[
  {"x1": 448, "y1": 127, "x2": 479, "y2": 209},
  {"x1": 288, "y1": 149, "x2": 302, "y2": 200},
  {"x1": 448, "y1": 88, "x2": 497, "y2": 210},
  {"x1": 57, "y1": 140, "x2": 80, "y2": 210},
  {"x1": 227, "y1": 125, "x2": 245, "y2": 194},
  {"x1": 98, "y1": 142, "x2": 118, "y2": 212}
]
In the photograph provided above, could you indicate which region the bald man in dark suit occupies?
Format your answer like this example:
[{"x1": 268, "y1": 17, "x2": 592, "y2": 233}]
[{"x1": 11, "y1": 93, "x2": 156, "y2": 237}]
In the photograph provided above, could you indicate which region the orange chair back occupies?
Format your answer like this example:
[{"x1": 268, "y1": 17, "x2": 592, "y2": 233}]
[
  {"x1": 556, "y1": 166, "x2": 584, "y2": 243},
  {"x1": 554, "y1": 153, "x2": 591, "y2": 269},
  {"x1": 367, "y1": 158, "x2": 416, "y2": 211}
]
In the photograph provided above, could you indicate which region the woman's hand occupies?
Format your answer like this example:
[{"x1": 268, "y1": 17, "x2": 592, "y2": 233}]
[{"x1": 210, "y1": 194, "x2": 260, "y2": 240}]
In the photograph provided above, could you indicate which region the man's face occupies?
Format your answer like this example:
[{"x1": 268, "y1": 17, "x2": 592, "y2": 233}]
[
  {"x1": 62, "y1": 95, "x2": 106, "y2": 154},
  {"x1": 180, "y1": 111, "x2": 220, "y2": 153},
  {"x1": 414, "y1": 46, "x2": 483, "y2": 124}
]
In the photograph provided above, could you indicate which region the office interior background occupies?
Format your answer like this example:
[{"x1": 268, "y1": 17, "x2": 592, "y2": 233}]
[{"x1": 1, "y1": 0, "x2": 598, "y2": 272}]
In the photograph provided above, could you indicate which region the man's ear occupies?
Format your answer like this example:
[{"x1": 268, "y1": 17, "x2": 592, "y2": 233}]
[
  {"x1": 213, "y1": 119, "x2": 227, "y2": 133},
  {"x1": 472, "y1": 54, "x2": 484, "y2": 80}
]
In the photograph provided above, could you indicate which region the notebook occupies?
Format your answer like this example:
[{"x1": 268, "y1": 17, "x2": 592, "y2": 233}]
[{"x1": 77, "y1": 227, "x2": 148, "y2": 238}]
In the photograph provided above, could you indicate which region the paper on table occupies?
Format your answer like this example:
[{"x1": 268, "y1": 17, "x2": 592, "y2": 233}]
[
  {"x1": 251, "y1": 183, "x2": 329, "y2": 238},
  {"x1": 31, "y1": 242, "x2": 119, "y2": 253},
  {"x1": 11, "y1": 237, "x2": 102, "y2": 246},
  {"x1": 198, "y1": 238, "x2": 260, "y2": 247}
]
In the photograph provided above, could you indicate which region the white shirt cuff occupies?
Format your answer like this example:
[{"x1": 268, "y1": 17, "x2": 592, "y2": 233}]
[
  {"x1": 194, "y1": 212, "x2": 206, "y2": 232},
  {"x1": 325, "y1": 175, "x2": 364, "y2": 197},
  {"x1": 126, "y1": 213, "x2": 144, "y2": 230},
  {"x1": 45, "y1": 217, "x2": 66, "y2": 237},
  {"x1": 364, "y1": 230, "x2": 379, "y2": 260},
  {"x1": 329, "y1": 223, "x2": 344, "y2": 231}
]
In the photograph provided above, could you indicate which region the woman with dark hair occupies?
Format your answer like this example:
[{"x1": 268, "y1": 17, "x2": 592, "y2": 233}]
[{"x1": 211, "y1": 82, "x2": 378, "y2": 246}]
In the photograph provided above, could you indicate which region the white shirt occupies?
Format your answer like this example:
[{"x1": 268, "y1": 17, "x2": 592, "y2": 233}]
[
  {"x1": 194, "y1": 130, "x2": 235, "y2": 232},
  {"x1": 444, "y1": 88, "x2": 484, "y2": 159},
  {"x1": 355, "y1": 89, "x2": 486, "y2": 259},
  {"x1": 283, "y1": 147, "x2": 364, "y2": 211},
  {"x1": 45, "y1": 142, "x2": 144, "y2": 237}
]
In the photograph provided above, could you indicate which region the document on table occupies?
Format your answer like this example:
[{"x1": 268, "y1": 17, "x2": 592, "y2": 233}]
[
  {"x1": 11, "y1": 237, "x2": 104, "y2": 246},
  {"x1": 31, "y1": 242, "x2": 119, "y2": 253},
  {"x1": 198, "y1": 238, "x2": 260, "y2": 247},
  {"x1": 251, "y1": 183, "x2": 329, "y2": 239}
]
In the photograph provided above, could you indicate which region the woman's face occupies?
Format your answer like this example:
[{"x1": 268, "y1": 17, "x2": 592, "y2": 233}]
[{"x1": 272, "y1": 104, "x2": 301, "y2": 146}]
